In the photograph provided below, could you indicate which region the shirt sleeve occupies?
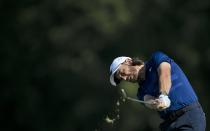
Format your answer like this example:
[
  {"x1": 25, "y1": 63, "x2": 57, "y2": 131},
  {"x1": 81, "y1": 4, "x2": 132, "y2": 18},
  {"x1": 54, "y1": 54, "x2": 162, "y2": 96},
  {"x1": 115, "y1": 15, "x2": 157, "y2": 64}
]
[{"x1": 151, "y1": 51, "x2": 172, "y2": 69}]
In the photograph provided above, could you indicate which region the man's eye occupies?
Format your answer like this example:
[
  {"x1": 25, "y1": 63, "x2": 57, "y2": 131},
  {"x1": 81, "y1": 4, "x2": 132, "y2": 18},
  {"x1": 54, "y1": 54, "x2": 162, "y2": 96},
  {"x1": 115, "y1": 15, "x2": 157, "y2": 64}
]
[
  {"x1": 121, "y1": 69, "x2": 126, "y2": 73},
  {"x1": 120, "y1": 72, "x2": 126, "y2": 76}
]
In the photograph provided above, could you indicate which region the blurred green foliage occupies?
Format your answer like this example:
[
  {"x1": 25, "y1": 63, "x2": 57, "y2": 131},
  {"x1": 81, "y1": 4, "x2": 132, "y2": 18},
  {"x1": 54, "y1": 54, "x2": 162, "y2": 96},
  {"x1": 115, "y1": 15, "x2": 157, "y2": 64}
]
[{"x1": 1, "y1": 0, "x2": 210, "y2": 130}]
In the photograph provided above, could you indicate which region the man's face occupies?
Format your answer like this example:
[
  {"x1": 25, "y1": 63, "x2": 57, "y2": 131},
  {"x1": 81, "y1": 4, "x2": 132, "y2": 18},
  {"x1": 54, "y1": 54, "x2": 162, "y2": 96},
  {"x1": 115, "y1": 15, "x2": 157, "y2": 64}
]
[{"x1": 115, "y1": 59, "x2": 140, "y2": 83}]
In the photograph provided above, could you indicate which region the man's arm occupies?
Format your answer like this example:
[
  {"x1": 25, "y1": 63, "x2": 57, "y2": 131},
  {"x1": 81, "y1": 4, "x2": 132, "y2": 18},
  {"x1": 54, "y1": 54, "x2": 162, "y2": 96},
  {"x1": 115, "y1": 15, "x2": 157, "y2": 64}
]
[
  {"x1": 158, "y1": 62, "x2": 171, "y2": 95},
  {"x1": 156, "y1": 62, "x2": 171, "y2": 110},
  {"x1": 143, "y1": 62, "x2": 172, "y2": 110}
]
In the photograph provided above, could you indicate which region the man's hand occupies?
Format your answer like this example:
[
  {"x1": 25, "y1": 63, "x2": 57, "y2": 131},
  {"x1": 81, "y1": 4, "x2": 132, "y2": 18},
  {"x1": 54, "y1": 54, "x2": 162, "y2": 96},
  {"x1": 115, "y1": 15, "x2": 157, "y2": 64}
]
[
  {"x1": 144, "y1": 99, "x2": 160, "y2": 110},
  {"x1": 155, "y1": 94, "x2": 171, "y2": 111},
  {"x1": 144, "y1": 94, "x2": 171, "y2": 111}
]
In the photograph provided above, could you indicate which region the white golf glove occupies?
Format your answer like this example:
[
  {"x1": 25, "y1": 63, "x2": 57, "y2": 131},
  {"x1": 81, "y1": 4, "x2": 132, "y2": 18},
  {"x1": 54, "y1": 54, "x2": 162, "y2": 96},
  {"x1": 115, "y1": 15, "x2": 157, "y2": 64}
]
[{"x1": 157, "y1": 94, "x2": 171, "y2": 110}]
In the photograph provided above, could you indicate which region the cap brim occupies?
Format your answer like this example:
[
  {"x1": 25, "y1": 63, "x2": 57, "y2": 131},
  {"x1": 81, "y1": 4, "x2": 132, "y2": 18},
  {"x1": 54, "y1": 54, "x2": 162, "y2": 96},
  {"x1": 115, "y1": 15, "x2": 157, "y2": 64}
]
[
  {"x1": 109, "y1": 65, "x2": 121, "y2": 86},
  {"x1": 110, "y1": 73, "x2": 116, "y2": 86}
]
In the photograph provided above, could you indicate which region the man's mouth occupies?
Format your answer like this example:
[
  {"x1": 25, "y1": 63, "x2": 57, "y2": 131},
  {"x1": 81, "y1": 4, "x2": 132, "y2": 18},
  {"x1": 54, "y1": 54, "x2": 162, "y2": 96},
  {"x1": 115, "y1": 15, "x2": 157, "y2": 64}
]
[{"x1": 128, "y1": 76, "x2": 135, "y2": 82}]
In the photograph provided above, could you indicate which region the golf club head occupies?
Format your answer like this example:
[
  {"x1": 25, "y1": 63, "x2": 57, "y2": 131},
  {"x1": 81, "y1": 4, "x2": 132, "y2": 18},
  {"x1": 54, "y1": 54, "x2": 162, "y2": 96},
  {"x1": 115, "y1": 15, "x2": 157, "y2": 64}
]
[{"x1": 121, "y1": 89, "x2": 127, "y2": 99}]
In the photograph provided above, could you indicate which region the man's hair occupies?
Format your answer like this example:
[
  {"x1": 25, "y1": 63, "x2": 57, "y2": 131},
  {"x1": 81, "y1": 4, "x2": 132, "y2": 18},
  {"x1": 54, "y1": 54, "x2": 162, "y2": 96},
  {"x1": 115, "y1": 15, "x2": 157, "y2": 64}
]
[
  {"x1": 113, "y1": 57, "x2": 144, "y2": 85},
  {"x1": 131, "y1": 57, "x2": 144, "y2": 66}
]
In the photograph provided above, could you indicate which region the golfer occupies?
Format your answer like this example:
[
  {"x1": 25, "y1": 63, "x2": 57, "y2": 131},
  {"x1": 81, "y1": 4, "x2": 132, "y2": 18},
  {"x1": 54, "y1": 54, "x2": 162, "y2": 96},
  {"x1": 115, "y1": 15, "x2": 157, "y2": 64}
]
[{"x1": 109, "y1": 51, "x2": 206, "y2": 131}]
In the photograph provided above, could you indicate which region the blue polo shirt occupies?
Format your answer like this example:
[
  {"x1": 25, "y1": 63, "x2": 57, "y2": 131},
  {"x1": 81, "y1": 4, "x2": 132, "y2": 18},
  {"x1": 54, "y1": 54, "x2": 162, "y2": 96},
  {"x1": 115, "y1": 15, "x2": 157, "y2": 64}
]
[{"x1": 137, "y1": 51, "x2": 198, "y2": 118}]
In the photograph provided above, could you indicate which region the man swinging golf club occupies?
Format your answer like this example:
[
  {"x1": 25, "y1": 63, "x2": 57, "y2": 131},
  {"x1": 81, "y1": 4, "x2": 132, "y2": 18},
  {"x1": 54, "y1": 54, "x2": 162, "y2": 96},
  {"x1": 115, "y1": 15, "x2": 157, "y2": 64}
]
[{"x1": 109, "y1": 51, "x2": 206, "y2": 131}]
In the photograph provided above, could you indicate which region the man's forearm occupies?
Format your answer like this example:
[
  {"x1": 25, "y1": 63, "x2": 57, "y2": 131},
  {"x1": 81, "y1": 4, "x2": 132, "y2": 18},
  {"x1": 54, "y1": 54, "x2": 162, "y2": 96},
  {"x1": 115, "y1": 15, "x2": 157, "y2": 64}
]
[{"x1": 158, "y1": 62, "x2": 172, "y2": 95}]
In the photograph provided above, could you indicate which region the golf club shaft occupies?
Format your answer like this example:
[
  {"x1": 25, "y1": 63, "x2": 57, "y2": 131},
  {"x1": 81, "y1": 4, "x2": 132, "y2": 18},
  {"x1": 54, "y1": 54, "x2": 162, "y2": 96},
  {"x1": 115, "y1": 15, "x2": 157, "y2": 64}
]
[
  {"x1": 121, "y1": 89, "x2": 153, "y2": 104},
  {"x1": 126, "y1": 97, "x2": 151, "y2": 104}
]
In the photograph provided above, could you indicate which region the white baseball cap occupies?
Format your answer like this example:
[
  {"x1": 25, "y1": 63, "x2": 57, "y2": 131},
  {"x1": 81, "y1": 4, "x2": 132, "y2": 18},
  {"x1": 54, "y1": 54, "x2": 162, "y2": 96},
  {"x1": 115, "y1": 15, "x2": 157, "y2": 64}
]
[{"x1": 109, "y1": 56, "x2": 131, "y2": 86}]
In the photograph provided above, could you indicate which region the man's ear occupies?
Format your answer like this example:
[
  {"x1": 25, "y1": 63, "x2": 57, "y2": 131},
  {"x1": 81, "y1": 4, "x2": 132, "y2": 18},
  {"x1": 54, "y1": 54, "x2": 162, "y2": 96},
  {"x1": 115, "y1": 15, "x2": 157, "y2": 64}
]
[{"x1": 124, "y1": 58, "x2": 132, "y2": 65}]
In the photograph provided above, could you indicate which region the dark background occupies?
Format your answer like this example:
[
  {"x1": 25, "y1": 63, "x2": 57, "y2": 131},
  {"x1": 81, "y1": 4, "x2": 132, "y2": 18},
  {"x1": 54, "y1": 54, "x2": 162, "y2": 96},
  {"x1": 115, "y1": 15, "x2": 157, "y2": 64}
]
[{"x1": 1, "y1": 0, "x2": 210, "y2": 130}]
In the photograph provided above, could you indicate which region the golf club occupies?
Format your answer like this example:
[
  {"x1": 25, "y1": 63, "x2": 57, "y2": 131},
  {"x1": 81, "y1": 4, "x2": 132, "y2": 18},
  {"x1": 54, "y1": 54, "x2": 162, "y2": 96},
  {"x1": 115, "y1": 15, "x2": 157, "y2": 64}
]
[{"x1": 121, "y1": 89, "x2": 153, "y2": 104}]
